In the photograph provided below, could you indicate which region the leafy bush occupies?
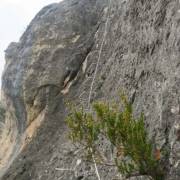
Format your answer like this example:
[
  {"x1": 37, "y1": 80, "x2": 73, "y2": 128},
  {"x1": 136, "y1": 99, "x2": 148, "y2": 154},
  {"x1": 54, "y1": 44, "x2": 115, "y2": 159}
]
[{"x1": 66, "y1": 96, "x2": 164, "y2": 180}]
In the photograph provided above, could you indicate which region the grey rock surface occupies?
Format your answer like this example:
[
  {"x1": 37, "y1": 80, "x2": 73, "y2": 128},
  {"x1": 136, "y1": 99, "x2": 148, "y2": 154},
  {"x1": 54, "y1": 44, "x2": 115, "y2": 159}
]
[{"x1": 0, "y1": 0, "x2": 180, "y2": 179}]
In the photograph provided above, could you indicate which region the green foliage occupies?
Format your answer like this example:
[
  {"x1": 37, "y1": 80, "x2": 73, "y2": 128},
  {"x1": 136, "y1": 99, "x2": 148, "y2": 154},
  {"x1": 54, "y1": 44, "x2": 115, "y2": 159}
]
[
  {"x1": 66, "y1": 96, "x2": 165, "y2": 180},
  {"x1": 66, "y1": 107, "x2": 100, "y2": 149},
  {"x1": 0, "y1": 101, "x2": 5, "y2": 122}
]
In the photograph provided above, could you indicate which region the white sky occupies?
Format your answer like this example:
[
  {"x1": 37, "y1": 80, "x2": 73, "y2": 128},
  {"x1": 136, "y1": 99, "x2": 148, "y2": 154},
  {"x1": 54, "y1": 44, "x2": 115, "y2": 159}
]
[{"x1": 0, "y1": 0, "x2": 63, "y2": 86}]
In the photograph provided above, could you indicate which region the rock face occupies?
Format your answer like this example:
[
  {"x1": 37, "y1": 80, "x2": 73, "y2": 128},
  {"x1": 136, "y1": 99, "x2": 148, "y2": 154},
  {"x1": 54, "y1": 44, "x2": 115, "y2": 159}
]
[{"x1": 1, "y1": 0, "x2": 180, "y2": 179}]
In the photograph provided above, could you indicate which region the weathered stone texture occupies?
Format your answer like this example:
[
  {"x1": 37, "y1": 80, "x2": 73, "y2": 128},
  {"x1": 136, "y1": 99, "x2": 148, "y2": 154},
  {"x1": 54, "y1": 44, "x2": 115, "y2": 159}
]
[{"x1": 0, "y1": 0, "x2": 180, "y2": 179}]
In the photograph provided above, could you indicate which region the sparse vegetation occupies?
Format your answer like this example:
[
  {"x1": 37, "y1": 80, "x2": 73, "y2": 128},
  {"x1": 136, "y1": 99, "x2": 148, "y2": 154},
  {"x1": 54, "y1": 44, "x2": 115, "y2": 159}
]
[
  {"x1": 0, "y1": 101, "x2": 5, "y2": 121},
  {"x1": 66, "y1": 95, "x2": 165, "y2": 180}
]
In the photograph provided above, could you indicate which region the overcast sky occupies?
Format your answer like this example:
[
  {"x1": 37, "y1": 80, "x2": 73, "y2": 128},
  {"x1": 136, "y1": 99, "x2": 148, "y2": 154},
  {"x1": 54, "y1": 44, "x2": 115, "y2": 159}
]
[{"x1": 0, "y1": 0, "x2": 62, "y2": 86}]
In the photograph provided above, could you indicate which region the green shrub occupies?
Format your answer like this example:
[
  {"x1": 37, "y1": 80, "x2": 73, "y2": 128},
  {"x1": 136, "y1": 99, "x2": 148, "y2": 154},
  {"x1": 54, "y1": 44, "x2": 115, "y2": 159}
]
[
  {"x1": 0, "y1": 101, "x2": 5, "y2": 122},
  {"x1": 66, "y1": 96, "x2": 164, "y2": 180}
]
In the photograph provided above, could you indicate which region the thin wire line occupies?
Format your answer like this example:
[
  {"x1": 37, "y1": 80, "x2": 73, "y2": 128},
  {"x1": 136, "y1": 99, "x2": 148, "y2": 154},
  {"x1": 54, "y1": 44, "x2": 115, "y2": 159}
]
[{"x1": 87, "y1": 0, "x2": 111, "y2": 110}]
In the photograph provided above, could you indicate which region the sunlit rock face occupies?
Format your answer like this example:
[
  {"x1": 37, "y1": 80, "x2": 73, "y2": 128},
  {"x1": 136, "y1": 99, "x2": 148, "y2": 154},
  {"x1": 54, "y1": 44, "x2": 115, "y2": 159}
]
[{"x1": 1, "y1": 0, "x2": 180, "y2": 179}]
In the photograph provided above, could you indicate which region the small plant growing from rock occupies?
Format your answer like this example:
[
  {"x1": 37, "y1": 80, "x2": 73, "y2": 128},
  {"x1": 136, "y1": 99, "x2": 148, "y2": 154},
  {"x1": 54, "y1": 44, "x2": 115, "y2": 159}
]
[
  {"x1": 66, "y1": 95, "x2": 165, "y2": 180},
  {"x1": 0, "y1": 101, "x2": 5, "y2": 122}
]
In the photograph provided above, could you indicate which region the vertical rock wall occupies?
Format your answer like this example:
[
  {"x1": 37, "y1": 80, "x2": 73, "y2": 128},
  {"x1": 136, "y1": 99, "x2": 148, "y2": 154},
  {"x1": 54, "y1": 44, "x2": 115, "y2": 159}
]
[{"x1": 1, "y1": 0, "x2": 180, "y2": 179}]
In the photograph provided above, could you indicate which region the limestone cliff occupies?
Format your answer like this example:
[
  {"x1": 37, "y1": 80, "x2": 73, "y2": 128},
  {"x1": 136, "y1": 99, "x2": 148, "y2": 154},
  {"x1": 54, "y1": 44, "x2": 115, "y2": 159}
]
[{"x1": 0, "y1": 0, "x2": 180, "y2": 179}]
